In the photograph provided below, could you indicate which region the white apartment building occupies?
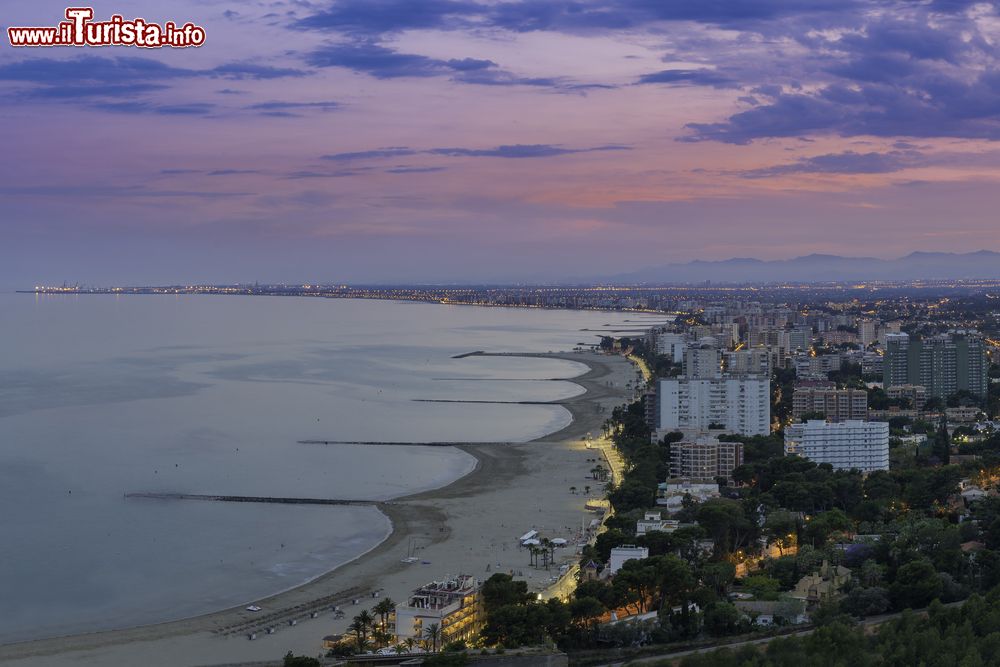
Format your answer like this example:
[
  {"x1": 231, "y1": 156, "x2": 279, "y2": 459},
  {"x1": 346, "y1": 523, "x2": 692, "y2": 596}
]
[
  {"x1": 724, "y1": 347, "x2": 772, "y2": 376},
  {"x1": 784, "y1": 420, "x2": 889, "y2": 473},
  {"x1": 657, "y1": 376, "x2": 770, "y2": 436},
  {"x1": 636, "y1": 511, "x2": 680, "y2": 536},
  {"x1": 609, "y1": 545, "x2": 649, "y2": 574},
  {"x1": 656, "y1": 332, "x2": 687, "y2": 363},
  {"x1": 684, "y1": 339, "x2": 723, "y2": 379}
]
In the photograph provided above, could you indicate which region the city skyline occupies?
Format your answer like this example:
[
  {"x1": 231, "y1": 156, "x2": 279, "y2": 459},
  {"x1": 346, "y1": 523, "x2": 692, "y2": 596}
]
[{"x1": 5, "y1": 1, "x2": 1000, "y2": 288}]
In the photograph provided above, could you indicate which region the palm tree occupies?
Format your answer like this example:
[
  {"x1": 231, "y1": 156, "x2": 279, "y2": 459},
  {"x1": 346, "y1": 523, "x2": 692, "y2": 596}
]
[
  {"x1": 351, "y1": 610, "x2": 374, "y2": 651},
  {"x1": 372, "y1": 628, "x2": 393, "y2": 649},
  {"x1": 540, "y1": 538, "x2": 554, "y2": 570},
  {"x1": 349, "y1": 618, "x2": 368, "y2": 652},
  {"x1": 404, "y1": 637, "x2": 416, "y2": 653},
  {"x1": 569, "y1": 486, "x2": 577, "y2": 494},
  {"x1": 584, "y1": 485, "x2": 591, "y2": 495},
  {"x1": 423, "y1": 622, "x2": 441, "y2": 652},
  {"x1": 372, "y1": 597, "x2": 395, "y2": 634}
]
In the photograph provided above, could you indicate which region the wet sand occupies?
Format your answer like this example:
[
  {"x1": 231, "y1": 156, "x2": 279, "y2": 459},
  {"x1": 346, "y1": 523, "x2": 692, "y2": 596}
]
[{"x1": 0, "y1": 351, "x2": 637, "y2": 667}]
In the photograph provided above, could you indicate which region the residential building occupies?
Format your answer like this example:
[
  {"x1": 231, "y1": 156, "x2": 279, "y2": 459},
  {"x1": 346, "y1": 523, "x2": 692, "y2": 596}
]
[
  {"x1": 684, "y1": 339, "x2": 722, "y2": 379},
  {"x1": 791, "y1": 561, "x2": 851, "y2": 605},
  {"x1": 791, "y1": 385, "x2": 868, "y2": 422},
  {"x1": 656, "y1": 376, "x2": 770, "y2": 436},
  {"x1": 669, "y1": 434, "x2": 744, "y2": 481},
  {"x1": 724, "y1": 347, "x2": 771, "y2": 376},
  {"x1": 393, "y1": 575, "x2": 483, "y2": 646},
  {"x1": 861, "y1": 352, "x2": 884, "y2": 376},
  {"x1": 858, "y1": 320, "x2": 878, "y2": 348},
  {"x1": 655, "y1": 332, "x2": 686, "y2": 363},
  {"x1": 609, "y1": 545, "x2": 649, "y2": 575},
  {"x1": 884, "y1": 330, "x2": 988, "y2": 398},
  {"x1": 886, "y1": 384, "x2": 927, "y2": 411},
  {"x1": 784, "y1": 420, "x2": 889, "y2": 473},
  {"x1": 636, "y1": 511, "x2": 680, "y2": 536},
  {"x1": 657, "y1": 478, "x2": 720, "y2": 514},
  {"x1": 794, "y1": 353, "x2": 843, "y2": 379}
]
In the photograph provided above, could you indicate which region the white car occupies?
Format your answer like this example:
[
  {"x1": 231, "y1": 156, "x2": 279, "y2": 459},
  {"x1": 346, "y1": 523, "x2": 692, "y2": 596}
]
[{"x1": 246, "y1": 605, "x2": 262, "y2": 612}]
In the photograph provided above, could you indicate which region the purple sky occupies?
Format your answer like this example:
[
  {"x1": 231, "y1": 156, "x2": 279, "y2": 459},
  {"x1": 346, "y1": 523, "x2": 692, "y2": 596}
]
[{"x1": 3, "y1": 0, "x2": 1000, "y2": 287}]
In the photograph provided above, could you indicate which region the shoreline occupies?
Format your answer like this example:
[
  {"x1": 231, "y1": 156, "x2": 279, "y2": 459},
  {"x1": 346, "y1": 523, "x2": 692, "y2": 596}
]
[{"x1": 0, "y1": 350, "x2": 636, "y2": 666}]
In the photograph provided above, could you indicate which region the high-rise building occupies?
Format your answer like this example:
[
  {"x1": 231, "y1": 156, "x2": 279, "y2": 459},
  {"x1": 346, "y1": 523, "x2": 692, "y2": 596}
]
[
  {"x1": 657, "y1": 376, "x2": 770, "y2": 436},
  {"x1": 393, "y1": 575, "x2": 483, "y2": 646},
  {"x1": 684, "y1": 339, "x2": 722, "y2": 379},
  {"x1": 724, "y1": 347, "x2": 771, "y2": 376},
  {"x1": 886, "y1": 384, "x2": 928, "y2": 411},
  {"x1": 656, "y1": 332, "x2": 687, "y2": 363},
  {"x1": 784, "y1": 420, "x2": 890, "y2": 473},
  {"x1": 884, "y1": 331, "x2": 988, "y2": 398},
  {"x1": 858, "y1": 320, "x2": 878, "y2": 348},
  {"x1": 791, "y1": 385, "x2": 868, "y2": 422},
  {"x1": 669, "y1": 435, "x2": 744, "y2": 481}
]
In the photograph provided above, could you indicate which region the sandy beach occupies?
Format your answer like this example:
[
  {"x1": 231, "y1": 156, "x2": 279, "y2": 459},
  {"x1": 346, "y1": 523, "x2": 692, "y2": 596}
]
[{"x1": 0, "y1": 350, "x2": 637, "y2": 667}]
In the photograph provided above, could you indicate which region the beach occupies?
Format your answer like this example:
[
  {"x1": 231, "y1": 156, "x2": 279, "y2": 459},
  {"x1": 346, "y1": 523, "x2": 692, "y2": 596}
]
[{"x1": 0, "y1": 350, "x2": 637, "y2": 666}]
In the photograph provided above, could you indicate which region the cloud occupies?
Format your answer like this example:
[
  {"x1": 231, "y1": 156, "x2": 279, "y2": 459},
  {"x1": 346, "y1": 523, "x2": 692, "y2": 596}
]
[
  {"x1": 284, "y1": 170, "x2": 366, "y2": 179},
  {"x1": 324, "y1": 144, "x2": 631, "y2": 162},
  {"x1": 740, "y1": 150, "x2": 923, "y2": 178},
  {"x1": 206, "y1": 169, "x2": 261, "y2": 176},
  {"x1": 0, "y1": 185, "x2": 249, "y2": 199},
  {"x1": 294, "y1": 0, "x2": 479, "y2": 35},
  {"x1": 385, "y1": 166, "x2": 447, "y2": 173},
  {"x1": 208, "y1": 62, "x2": 307, "y2": 80},
  {"x1": 246, "y1": 100, "x2": 341, "y2": 117},
  {"x1": 427, "y1": 144, "x2": 630, "y2": 158},
  {"x1": 92, "y1": 102, "x2": 215, "y2": 116},
  {"x1": 323, "y1": 147, "x2": 419, "y2": 161},
  {"x1": 294, "y1": 0, "x2": 864, "y2": 37},
  {"x1": 305, "y1": 41, "x2": 584, "y2": 88},
  {"x1": 636, "y1": 68, "x2": 736, "y2": 87}
]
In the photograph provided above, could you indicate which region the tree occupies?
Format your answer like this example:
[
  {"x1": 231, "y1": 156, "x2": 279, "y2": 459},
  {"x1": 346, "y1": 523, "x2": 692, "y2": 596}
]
[
  {"x1": 703, "y1": 602, "x2": 742, "y2": 637},
  {"x1": 372, "y1": 597, "x2": 396, "y2": 636},
  {"x1": 764, "y1": 510, "x2": 800, "y2": 555},
  {"x1": 804, "y1": 509, "x2": 852, "y2": 546},
  {"x1": 283, "y1": 653, "x2": 321, "y2": 667},
  {"x1": 934, "y1": 415, "x2": 951, "y2": 465},
  {"x1": 742, "y1": 575, "x2": 782, "y2": 601},
  {"x1": 842, "y1": 586, "x2": 890, "y2": 617},
  {"x1": 890, "y1": 559, "x2": 943, "y2": 610},
  {"x1": 349, "y1": 615, "x2": 370, "y2": 652},
  {"x1": 481, "y1": 573, "x2": 531, "y2": 612},
  {"x1": 423, "y1": 622, "x2": 442, "y2": 652},
  {"x1": 569, "y1": 596, "x2": 605, "y2": 631},
  {"x1": 701, "y1": 561, "x2": 736, "y2": 598}
]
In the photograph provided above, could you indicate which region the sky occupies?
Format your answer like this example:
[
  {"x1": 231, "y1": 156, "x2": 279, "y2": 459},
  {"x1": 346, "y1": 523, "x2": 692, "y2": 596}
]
[{"x1": 3, "y1": 0, "x2": 1000, "y2": 287}]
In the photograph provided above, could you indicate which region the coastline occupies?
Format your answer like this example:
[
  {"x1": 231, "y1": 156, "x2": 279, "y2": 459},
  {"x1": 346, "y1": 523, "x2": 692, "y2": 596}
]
[{"x1": 0, "y1": 350, "x2": 636, "y2": 666}]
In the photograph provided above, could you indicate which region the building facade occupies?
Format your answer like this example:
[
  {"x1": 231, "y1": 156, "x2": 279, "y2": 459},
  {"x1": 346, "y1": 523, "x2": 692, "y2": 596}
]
[
  {"x1": 657, "y1": 376, "x2": 771, "y2": 436},
  {"x1": 669, "y1": 435, "x2": 744, "y2": 481},
  {"x1": 791, "y1": 385, "x2": 868, "y2": 422},
  {"x1": 393, "y1": 575, "x2": 483, "y2": 647},
  {"x1": 784, "y1": 420, "x2": 890, "y2": 473},
  {"x1": 884, "y1": 331, "x2": 988, "y2": 398}
]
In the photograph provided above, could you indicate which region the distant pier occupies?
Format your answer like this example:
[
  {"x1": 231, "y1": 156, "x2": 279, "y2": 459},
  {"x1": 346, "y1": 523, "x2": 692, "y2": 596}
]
[
  {"x1": 297, "y1": 439, "x2": 513, "y2": 447},
  {"x1": 125, "y1": 492, "x2": 380, "y2": 507}
]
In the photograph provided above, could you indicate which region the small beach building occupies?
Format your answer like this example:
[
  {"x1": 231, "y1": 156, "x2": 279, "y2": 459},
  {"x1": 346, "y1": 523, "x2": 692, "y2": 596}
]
[
  {"x1": 636, "y1": 510, "x2": 680, "y2": 536},
  {"x1": 608, "y1": 545, "x2": 649, "y2": 575},
  {"x1": 393, "y1": 575, "x2": 483, "y2": 648},
  {"x1": 657, "y1": 478, "x2": 720, "y2": 514}
]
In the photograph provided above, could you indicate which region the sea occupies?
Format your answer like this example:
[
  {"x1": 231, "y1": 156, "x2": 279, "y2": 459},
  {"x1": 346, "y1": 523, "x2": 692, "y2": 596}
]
[{"x1": 0, "y1": 293, "x2": 657, "y2": 644}]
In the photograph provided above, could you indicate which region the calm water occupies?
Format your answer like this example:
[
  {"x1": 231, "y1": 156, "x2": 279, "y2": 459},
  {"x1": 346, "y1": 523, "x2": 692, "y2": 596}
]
[{"x1": 0, "y1": 293, "x2": 649, "y2": 643}]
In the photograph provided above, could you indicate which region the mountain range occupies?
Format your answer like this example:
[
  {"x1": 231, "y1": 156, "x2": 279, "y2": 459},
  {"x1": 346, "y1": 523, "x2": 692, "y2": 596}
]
[{"x1": 605, "y1": 251, "x2": 1000, "y2": 285}]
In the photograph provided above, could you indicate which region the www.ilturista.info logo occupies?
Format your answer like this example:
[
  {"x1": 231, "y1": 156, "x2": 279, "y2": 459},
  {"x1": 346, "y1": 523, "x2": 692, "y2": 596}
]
[{"x1": 8, "y1": 7, "x2": 206, "y2": 48}]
